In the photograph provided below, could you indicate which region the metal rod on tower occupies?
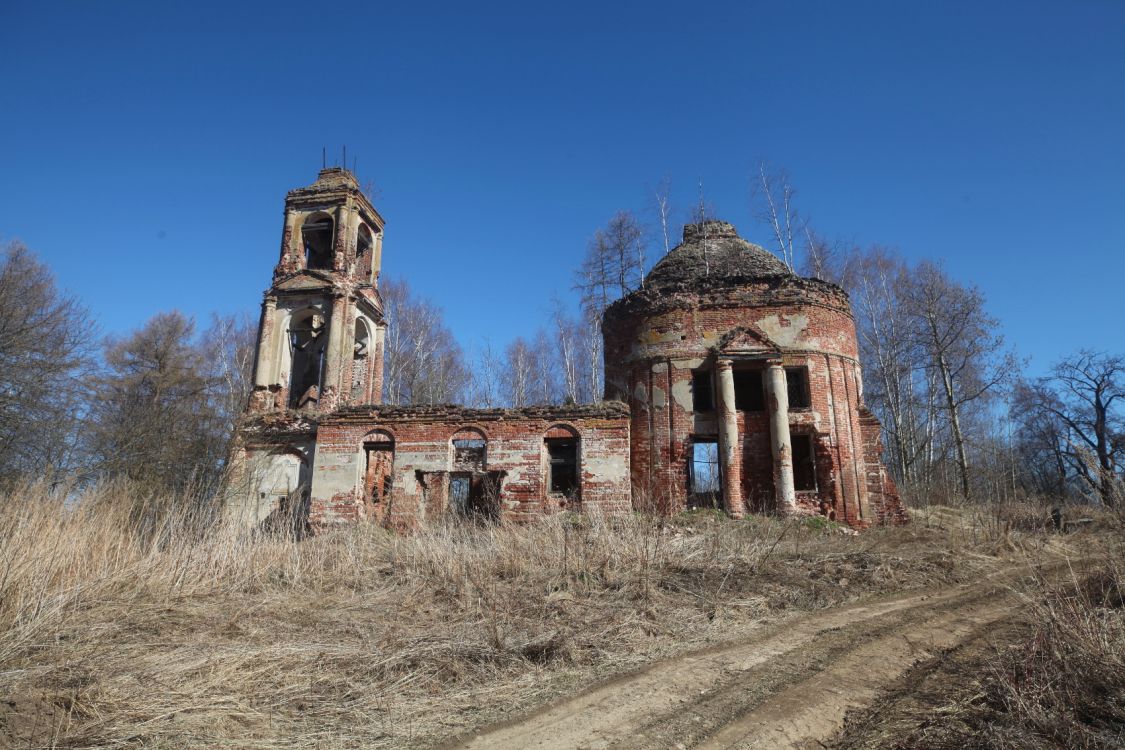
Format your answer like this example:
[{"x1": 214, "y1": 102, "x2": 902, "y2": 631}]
[
  {"x1": 322, "y1": 147, "x2": 326, "y2": 169},
  {"x1": 343, "y1": 145, "x2": 347, "y2": 171}
]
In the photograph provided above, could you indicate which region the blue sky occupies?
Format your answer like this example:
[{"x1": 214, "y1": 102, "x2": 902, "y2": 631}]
[{"x1": 1, "y1": 0, "x2": 1122, "y2": 376}]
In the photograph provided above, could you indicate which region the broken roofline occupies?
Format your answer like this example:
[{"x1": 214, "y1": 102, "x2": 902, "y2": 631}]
[
  {"x1": 286, "y1": 167, "x2": 385, "y2": 227},
  {"x1": 325, "y1": 401, "x2": 630, "y2": 424}
]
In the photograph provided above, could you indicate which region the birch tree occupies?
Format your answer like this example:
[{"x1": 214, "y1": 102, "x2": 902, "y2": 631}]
[
  {"x1": 380, "y1": 277, "x2": 468, "y2": 405},
  {"x1": 573, "y1": 211, "x2": 648, "y2": 402},
  {"x1": 752, "y1": 162, "x2": 805, "y2": 271},
  {"x1": 903, "y1": 262, "x2": 1012, "y2": 501},
  {"x1": 652, "y1": 177, "x2": 673, "y2": 256}
]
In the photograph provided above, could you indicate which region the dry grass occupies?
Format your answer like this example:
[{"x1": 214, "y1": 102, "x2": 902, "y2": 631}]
[
  {"x1": 849, "y1": 557, "x2": 1125, "y2": 750},
  {"x1": 828, "y1": 505, "x2": 1125, "y2": 750},
  {"x1": 0, "y1": 485, "x2": 1084, "y2": 749}
]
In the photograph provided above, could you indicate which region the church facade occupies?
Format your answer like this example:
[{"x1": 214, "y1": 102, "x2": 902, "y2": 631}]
[{"x1": 227, "y1": 168, "x2": 905, "y2": 529}]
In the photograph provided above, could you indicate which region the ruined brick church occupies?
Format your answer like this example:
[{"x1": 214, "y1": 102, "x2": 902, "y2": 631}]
[{"x1": 228, "y1": 168, "x2": 905, "y2": 529}]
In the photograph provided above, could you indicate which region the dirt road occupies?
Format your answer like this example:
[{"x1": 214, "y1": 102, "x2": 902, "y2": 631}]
[{"x1": 439, "y1": 566, "x2": 1039, "y2": 750}]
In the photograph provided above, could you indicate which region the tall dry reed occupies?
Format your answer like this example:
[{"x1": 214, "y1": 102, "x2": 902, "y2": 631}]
[{"x1": 0, "y1": 484, "x2": 1043, "y2": 749}]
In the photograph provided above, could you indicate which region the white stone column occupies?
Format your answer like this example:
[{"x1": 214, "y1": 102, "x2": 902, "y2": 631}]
[
  {"x1": 321, "y1": 294, "x2": 348, "y2": 408},
  {"x1": 334, "y1": 204, "x2": 349, "y2": 271},
  {"x1": 372, "y1": 230, "x2": 384, "y2": 284},
  {"x1": 368, "y1": 323, "x2": 386, "y2": 404},
  {"x1": 281, "y1": 211, "x2": 298, "y2": 269},
  {"x1": 253, "y1": 296, "x2": 277, "y2": 387},
  {"x1": 766, "y1": 362, "x2": 797, "y2": 513},
  {"x1": 716, "y1": 359, "x2": 743, "y2": 518},
  {"x1": 345, "y1": 206, "x2": 359, "y2": 270}
]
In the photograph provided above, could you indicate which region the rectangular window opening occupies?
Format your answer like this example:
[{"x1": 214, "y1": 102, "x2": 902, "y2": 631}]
[
  {"x1": 545, "y1": 438, "x2": 579, "y2": 497},
  {"x1": 786, "y1": 367, "x2": 811, "y2": 409},
  {"x1": 793, "y1": 434, "x2": 817, "y2": 492},
  {"x1": 449, "y1": 473, "x2": 472, "y2": 515},
  {"x1": 689, "y1": 439, "x2": 721, "y2": 509},
  {"x1": 733, "y1": 369, "x2": 765, "y2": 411},
  {"x1": 453, "y1": 439, "x2": 486, "y2": 470},
  {"x1": 692, "y1": 369, "x2": 715, "y2": 412}
]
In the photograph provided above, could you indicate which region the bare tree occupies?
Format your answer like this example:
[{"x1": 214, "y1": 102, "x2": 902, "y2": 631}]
[
  {"x1": 1011, "y1": 382, "x2": 1072, "y2": 497},
  {"x1": 86, "y1": 311, "x2": 230, "y2": 494},
  {"x1": 1016, "y1": 351, "x2": 1123, "y2": 506},
  {"x1": 501, "y1": 336, "x2": 534, "y2": 407},
  {"x1": 572, "y1": 212, "x2": 648, "y2": 403},
  {"x1": 500, "y1": 331, "x2": 558, "y2": 407},
  {"x1": 847, "y1": 248, "x2": 927, "y2": 483},
  {"x1": 0, "y1": 242, "x2": 96, "y2": 487},
  {"x1": 904, "y1": 262, "x2": 1013, "y2": 501},
  {"x1": 380, "y1": 277, "x2": 469, "y2": 405},
  {"x1": 199, "y1": 312, "x2": 257, "y2": 450},
  {"x1": 575, "y1": 211, "x2": 647, "y2": 308},
  {"x1": 691, "y1": 179, "x2": 717, "y2": 224},
  {"x1": 550, "y1": 297, "x2": 583, "y2": 404},
  {"x1": 800, "y1": 228, "x2": 858, "y2": 287},
  {"x1": 752, "y1": 162, "x2": 805, "y2": 271},
  {"x1": 652, "y1": 176, "x2": 673, "y2": 257},
  {"x1": 465, "y1": 338, "x2": 504, "y2": 408}
]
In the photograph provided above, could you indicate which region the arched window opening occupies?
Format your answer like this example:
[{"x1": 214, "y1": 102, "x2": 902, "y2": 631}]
[
  {"x1": 356, "y1": 224, "x2": 373, "y2": 258},
  {"x1": 451, "y1": 427, "x2": 487, "y2": 471},
  {"x1": 302, "y1": 215, "x2": 334, "y2": 270},
  {"x1": 351, "y1": 318, "x2": 371, "y2": 402},
  {"x1": 449, "y1": 428, "x2": 499, "y2": 521},
  {"x1": 356, "y1": 224, "x2": 376, "y2": 279},
  {"x1": 363, "y1": 430, "x2": 395, "y2": 506},
  {"x1": 288, "y1": 310, "x2": 327, "y2": 409},
  {"x1": 544, "y1": 425, "x2": 580, "y2": 499}
]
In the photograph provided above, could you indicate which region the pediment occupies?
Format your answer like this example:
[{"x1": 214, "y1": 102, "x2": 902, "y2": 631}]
[
  {"x1": 714, "y1": 325, "x2": 781, "y2": 355},
  {"x1": 273, "y1": 271, "x2": 335, "y2": 292}
]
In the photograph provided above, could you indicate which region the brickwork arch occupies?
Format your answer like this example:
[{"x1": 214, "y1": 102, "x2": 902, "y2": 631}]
[
  {"x1": 301, "y1": 212, "x2": 335, "y2": 270},
  {"x1": 544, "y1": 423, "x2": 579, "y2": 439},
  {"x1": 362, "y1": 427, "x2": 395, "y2": 444},
  {"x1": 449, "y1": 425, "x2": 491, "y2": 443},
  {"x1": 451, "y1": 427, "x2": 488, "y2": 471}
]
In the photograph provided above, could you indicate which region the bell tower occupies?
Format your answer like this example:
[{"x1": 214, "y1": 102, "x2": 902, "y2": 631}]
[{"x1": 247, "y1": 167, "x2": 386, "y2": 413}]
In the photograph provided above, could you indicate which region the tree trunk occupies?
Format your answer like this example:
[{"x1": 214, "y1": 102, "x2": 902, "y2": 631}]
[
  {"x1": 937, "y1": 351, "x2": 971, "y2": 501},
  {"x1": 1095, "y1": 397, "x2": 1116, "y2": 507}
]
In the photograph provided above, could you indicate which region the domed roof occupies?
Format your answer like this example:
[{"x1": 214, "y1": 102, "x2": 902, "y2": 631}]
[{"x1": 644, "y1": 220, "x2": 791, "y2": 292}]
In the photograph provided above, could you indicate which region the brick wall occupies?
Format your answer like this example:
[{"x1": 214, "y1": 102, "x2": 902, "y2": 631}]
[
  {"x1": 307, "y1": 404, "x2": 631, "y2": 528},
  {"x1": 603, "y1": 278, "x2": 907, "y2": 527}
]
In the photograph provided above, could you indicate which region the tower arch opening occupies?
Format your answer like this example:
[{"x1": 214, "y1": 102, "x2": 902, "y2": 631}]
[
  {"x1": 351, "y1": 317, "x2": 371, "y2": 403},
  {"x1": 302, "y1": 213, "x2": 334, "y2": 270},
  {"x1": 288, "y1": 308, "x2": 327, "y2": 409}
]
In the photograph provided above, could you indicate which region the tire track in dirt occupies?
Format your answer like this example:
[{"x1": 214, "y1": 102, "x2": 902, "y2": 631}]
[
  {"x1": 621, "y1": 590, "x2": 1004, "y2": 750},
  {"x1": 690, "y1": 599, "x2": 1008, "y2": 749},
  {"x1": 439, "y1": 567, "x2": 1038, "y2": 750}
]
